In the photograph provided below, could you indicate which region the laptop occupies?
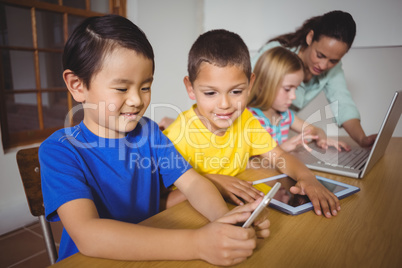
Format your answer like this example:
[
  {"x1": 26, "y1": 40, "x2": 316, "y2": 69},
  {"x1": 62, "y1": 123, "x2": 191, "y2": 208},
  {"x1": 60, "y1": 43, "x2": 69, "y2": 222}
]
[{"x1": 291, "y1": 90, "x2": 402, "y2": 178}]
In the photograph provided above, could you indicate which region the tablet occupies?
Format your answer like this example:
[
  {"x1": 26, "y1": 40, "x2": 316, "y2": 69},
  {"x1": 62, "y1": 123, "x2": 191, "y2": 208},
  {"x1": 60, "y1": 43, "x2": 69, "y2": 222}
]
[{"x1": 252, "y1": 174, "x2": 360, "y2": 216}]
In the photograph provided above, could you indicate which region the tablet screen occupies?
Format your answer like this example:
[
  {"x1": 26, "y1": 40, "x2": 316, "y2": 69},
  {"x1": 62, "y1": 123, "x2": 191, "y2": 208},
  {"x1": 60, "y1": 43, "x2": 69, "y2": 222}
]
[
  {"x1": 269, "y1": 176, "x2": 347, "y2": 207},
  {"x1": 253, "y1": 174, "x2": 360, "y2": 215}
]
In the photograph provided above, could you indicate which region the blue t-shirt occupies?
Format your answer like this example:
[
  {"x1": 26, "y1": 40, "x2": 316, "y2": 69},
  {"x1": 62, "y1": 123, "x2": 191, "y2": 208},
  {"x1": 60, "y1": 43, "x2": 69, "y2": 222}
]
[{"x1": 39, "y1": 117, "x2": 191, "y2": 261}]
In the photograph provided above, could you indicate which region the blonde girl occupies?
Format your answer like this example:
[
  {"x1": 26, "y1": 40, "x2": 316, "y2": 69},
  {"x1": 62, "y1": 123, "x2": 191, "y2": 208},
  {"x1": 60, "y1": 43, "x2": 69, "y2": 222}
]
[{"x1": 248, "y1": 47, "x2": 348, "y2": 152}]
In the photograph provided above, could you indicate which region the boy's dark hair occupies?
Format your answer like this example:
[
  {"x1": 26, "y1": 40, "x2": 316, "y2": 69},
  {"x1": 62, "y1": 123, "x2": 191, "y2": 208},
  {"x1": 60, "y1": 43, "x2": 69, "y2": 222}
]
[
  {"x1": 63, "y1": 14, "x2": 154, "y2": 89},
  {"x1": 269, "y1": 10, "x2": 356, "y2": 50},
  {"x1": 187, "y1": 29, "x2": 251, "y2": 84}
]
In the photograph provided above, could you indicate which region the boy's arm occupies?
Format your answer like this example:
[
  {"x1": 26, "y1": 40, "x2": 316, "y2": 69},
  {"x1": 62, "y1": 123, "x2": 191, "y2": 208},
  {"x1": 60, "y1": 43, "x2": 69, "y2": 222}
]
[
  {"x1": 174, "y1": 169, "x2": 229, "y2": 221},
  {"x1": 166, "y1": 172, "x2": 264, "y2": 208},
  {"x1": 174, "y1": 170, "x2": 270, "y2": 239},
  {"x1": 260, "y1": 146, "x2": 340, "y2": 218},
  {"x1": 203, "y1": 173, "x2": 264, "y2": 206},
  {"x1": 58, "y1": 196, "x2": 261, "y2": 265}
]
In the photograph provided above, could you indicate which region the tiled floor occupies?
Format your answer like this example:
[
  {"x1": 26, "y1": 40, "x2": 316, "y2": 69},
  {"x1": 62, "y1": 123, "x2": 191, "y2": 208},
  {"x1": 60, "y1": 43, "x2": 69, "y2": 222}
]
[{"x1": 0, "y1": 220, "x2": 63, "y2": 268}]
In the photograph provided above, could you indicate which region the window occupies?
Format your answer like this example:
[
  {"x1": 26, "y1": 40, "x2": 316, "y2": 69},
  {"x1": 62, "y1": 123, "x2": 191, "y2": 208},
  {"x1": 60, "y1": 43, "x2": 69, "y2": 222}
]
[{"x1": 0, "y1": 0, "x2": 126, "y2": 149}]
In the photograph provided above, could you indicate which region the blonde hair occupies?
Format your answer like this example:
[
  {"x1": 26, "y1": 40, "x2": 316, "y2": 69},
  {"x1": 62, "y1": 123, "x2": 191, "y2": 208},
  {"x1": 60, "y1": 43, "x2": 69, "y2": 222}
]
[{"x1": 248, "y1": 47, "x2": 304, "y2": 110}]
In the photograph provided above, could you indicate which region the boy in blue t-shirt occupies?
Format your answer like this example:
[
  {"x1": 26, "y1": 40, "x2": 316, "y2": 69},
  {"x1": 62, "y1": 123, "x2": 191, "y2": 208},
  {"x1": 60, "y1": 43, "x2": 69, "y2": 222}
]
[{"x1": 39, "y1": 15, "x2": 269, "y2": 266}]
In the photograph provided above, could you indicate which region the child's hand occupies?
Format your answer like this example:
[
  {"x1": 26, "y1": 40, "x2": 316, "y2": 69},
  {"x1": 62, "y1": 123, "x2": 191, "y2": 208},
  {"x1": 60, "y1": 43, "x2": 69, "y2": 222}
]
[
  {"x1": 225, "y1": 198, "x2": 271, "y2": 239},
  {"x1": 304, "y1": 126, "x2": 326, "y2": 150},
  {"x1": 319, "y1": 138, "x2": 350, "y2": 151},
  {"x1": 280, "y1": 129, "x2": 318, "y2": 152},
  {"x1": 252, "y1": 212, "x2": 270, "y2": 238},
  {"x1": 247, "y1": 202, "x2": 270, "y2": 239},
  {"x1": 206, "y1": 174, "x2": 264, "y2": 205},
  {"x1": 311, "y1": 127, "x2": 350, "y2": 152},
  {"x1": 289, "y1": 176, "x2": 341, "y2": 218},
  {"x1": 194, "y1": 200, "x2": 269, "y2": 266}
]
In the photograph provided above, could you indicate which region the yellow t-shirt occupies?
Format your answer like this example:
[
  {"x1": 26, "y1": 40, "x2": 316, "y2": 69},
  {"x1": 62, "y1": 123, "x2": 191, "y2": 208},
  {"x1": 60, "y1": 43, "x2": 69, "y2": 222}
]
[{"x1": 164, "y1": 105, "x2": 277, "y2": 176}]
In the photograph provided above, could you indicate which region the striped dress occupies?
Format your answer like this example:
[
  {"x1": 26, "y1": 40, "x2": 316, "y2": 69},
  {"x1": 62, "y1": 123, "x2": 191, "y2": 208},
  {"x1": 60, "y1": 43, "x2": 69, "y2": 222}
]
[{"x1": 247, "y1": 107, "x2": 294, "y2": 145}]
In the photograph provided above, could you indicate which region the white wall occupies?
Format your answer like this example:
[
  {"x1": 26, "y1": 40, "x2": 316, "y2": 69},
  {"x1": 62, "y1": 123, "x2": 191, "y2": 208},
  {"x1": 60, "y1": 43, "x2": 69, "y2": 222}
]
[
  {"x1": 297, "y1": 46, "x2": 402, "y2": 137},
  {"x1": 128, "y1": 0, "x2": 202, "y2": 123},
  {"x1": 1, "y1": 0, "x2": 401, "y2": 236},
  {"x1": 204, "y1": 0, "x2": 402, "y2": 50}
]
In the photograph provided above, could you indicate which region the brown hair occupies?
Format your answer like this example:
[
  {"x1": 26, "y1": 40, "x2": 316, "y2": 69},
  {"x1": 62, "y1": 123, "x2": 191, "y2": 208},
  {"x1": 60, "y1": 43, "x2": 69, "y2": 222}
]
[{"x1": 187, "y1": 29, "x2": 251, "y2": 84}]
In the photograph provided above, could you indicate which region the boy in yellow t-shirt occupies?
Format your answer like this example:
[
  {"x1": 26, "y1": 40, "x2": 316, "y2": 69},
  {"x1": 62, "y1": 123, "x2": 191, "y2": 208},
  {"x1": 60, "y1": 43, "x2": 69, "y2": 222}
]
[{"x1": 164, "y1": 29, "x2": 340, "y2": 218}]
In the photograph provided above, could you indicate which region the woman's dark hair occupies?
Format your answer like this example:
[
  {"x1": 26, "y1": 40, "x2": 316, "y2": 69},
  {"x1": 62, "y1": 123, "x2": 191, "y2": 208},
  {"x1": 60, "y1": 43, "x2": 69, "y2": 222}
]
[
  {"x1": 187, "y1": 29, "x2": 251, "y2": 84},
  {"x1": 269, "y1": 10, "x2": 356, "y2": 50},
  {"x1": 63, "y1": 14, "x2": 154, "y2": 89}
]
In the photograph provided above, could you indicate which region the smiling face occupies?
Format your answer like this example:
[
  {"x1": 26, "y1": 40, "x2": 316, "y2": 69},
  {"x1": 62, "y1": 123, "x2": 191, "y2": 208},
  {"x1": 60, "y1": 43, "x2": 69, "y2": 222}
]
[
  {"x1": 184, "y1": 62, "x2": 254, "y2": 135},
  {"x1": 78, "y1": 47, "x2": 153, "y2": 138},
  {"x1": 300, "y1": 31, "x2": 349, "y2": 78},
  {"x1": 271, "y1": 69, "x2": 303, "y2": 113}
]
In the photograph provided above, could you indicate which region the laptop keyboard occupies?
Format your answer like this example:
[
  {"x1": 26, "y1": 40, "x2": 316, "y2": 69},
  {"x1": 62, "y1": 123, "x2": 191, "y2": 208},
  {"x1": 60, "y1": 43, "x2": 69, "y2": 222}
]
[{"x1": 306, "y1": 147, "x2": 370, "y2": 169}]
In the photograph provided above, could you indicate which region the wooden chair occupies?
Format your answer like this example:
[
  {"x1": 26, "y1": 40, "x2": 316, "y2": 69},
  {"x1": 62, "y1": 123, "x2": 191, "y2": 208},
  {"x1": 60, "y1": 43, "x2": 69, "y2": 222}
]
[{"x1": 16, "y1": 146, "x2": 58, "y2": 264}]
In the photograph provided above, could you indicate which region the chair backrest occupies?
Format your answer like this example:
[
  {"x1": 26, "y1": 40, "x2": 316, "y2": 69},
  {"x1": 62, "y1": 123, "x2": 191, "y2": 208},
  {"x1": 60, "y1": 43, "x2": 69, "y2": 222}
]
[
  {"x1": 16, "y1": 146, "x2": 58, "y2": 264},
  {"x1": 16, "y1": 147, "x2": 43, "y2": 216}
]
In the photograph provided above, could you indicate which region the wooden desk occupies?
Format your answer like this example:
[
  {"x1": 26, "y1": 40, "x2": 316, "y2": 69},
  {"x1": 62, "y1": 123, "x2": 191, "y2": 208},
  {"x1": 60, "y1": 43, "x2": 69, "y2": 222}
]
[{"x1": 51, "y1": 138, "x2": 402, "y2": 268}]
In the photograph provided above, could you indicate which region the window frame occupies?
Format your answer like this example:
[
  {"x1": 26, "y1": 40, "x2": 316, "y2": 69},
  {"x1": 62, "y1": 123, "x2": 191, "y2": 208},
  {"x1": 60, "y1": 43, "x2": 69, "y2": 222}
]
[{"x1": 0, "y1": 0, "x2": 126, "y2": 149}]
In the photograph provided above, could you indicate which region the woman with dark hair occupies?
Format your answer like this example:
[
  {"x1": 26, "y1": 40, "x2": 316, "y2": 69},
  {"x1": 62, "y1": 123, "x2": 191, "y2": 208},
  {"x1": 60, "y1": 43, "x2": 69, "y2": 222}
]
[{"x1": 252, "y1": 10, "x2": 376, "y2": 147}]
